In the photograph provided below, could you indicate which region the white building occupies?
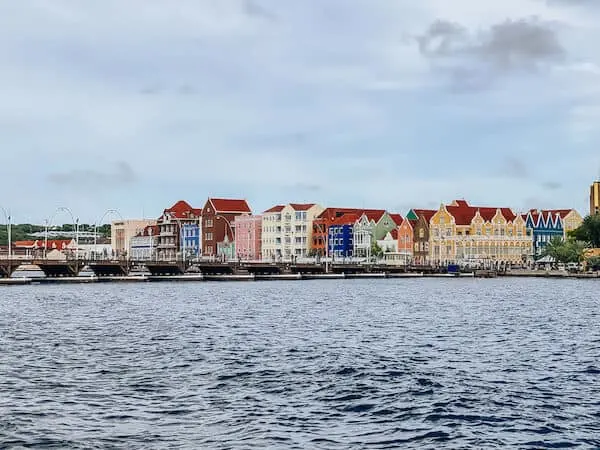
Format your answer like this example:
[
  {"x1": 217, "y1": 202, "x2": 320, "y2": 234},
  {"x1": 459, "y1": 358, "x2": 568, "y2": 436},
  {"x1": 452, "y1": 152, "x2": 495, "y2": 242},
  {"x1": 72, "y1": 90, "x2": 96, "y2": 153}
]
[
  {"x1": 112, "y1": 219, "x2": 157, "y2": 257},
  {"x1": 261, "y1": 203, "x2": 324, "y2": 261},
  {"x1": 130, "y1": 225, "x2": 159, "y2": 260}
]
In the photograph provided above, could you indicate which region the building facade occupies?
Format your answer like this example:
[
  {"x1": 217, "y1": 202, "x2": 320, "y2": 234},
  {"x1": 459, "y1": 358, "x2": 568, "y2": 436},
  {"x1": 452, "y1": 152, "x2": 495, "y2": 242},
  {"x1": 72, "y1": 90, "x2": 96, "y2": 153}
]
[
  {"x1": 111, "y1": 219, "x2": 156, "y2": 258},
  {"x1": 591, "y1": 181, "x2": 600, "y2": 215},
  {"x1": 404, "y1": 209, "x2": 436, "y2": 265},
  {"x1": 181, "y1": 223, "x2": 201, "y2": 259},
  {"x1": 262, "y1": 203, "x2": 324, "y2": 261},
  {"x1": 525, "y1": 210, "x2": 564, "y2": 258},
  {"x1": 156, "y1": 201, "x2": 202, "y2": 261},
  {"x1": 352, "y1": 210, "x2": 397, "y2": 259},
  {"x1": 129, "y1": 225, "x2": 159, "y2": 260},
  {"x1": 201, "y1": 198, "x2": 251, "y2": 258},
  {"x1": 429, "y1": 200, "x2": 532, "y2": 266},
  {"x1": 233, "y1": 214, "x2": 262, "y2": 261},
  {"x1": 327, "y1": 214, "x2": 359, "y2": 259}
]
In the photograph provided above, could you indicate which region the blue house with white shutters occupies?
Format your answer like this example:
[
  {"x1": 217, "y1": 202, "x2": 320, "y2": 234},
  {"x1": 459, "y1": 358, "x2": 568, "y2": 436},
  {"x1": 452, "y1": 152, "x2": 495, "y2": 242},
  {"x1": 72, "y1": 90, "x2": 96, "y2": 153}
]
[{"x1": 525, "y1": 210, "x2": 564, "y2": 258}]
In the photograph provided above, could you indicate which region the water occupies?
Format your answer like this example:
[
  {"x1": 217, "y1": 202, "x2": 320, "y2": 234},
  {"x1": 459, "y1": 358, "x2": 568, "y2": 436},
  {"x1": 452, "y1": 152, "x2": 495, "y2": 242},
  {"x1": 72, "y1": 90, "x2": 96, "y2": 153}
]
[{"x1": 1, "y1": 279, "x2": 600, "y2": 449}]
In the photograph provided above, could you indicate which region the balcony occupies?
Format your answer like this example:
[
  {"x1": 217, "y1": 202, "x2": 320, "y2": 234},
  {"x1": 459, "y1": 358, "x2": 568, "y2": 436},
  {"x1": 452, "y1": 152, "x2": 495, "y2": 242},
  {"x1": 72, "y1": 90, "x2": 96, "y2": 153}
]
[{"x1": 160, "y1": 231, "x2": 175, "y2": 237}]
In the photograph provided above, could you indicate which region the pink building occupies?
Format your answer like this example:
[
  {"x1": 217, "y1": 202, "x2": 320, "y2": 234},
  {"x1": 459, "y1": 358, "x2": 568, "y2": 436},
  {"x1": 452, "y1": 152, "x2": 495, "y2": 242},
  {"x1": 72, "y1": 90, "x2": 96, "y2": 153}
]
[{"x1": 234, "y1": 215, "x2": 262, "y2": 261}]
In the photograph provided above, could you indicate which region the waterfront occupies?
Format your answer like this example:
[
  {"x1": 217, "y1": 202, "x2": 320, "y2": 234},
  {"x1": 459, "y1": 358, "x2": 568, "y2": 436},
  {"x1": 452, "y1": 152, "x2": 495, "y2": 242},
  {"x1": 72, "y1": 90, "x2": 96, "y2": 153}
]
[{"x1": 1, "y1": 279, "x2": 599, "y2": 448}]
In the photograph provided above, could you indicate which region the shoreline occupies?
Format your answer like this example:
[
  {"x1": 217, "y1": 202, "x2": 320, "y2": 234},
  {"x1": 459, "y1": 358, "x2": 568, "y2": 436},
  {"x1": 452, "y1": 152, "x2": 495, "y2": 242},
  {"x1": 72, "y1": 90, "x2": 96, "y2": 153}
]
[{"x1": 1, "y1": 270, "x2": 599, "y2": 286}]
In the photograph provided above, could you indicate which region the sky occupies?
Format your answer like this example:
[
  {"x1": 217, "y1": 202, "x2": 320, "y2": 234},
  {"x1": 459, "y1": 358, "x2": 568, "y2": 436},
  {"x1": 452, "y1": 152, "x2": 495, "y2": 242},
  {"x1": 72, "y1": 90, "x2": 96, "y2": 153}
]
[{"x1": 1, "y1": 0, "x2": 600, "y2": 224}]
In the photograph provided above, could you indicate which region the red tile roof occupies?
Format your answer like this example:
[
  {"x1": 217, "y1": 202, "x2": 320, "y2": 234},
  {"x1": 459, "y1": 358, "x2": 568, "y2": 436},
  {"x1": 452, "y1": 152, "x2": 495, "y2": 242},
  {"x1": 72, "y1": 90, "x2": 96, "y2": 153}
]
[
  {"x1": 330, "y1": 213, "x2": 361, "y2": 226},
  {"x1": 545, "y1": 209, "x2": 573, "y2": 219},
  {"x1": 14, "y1": 240, "x2": 36, "y2": 248},
  {"x1": 289, "y1": 203, "x2": 316, "y2": 211},
  {"x1": 40, "y1": 239, "x2": 73, "y2": 250},
  {"x1": 141, "y1": 225, "x2": 159, "y2": 236},
  {"x1": 363, "y1": 210, "x2": 386, "y2": 222},
  {"x1": 389, "y1": 214, "x2": 403, "y2": 226},
  {"x1": 390, "y1": 229, "x2": 399, "y2": 240},
  {"x1": 163, "y1": 200, "x2": 201, "y2": 219},
  {"x1": 210, "y1": 198, "x2": 251, "y2": 213},
  {"x1": 412, "y1": 209, "x2": 437, "y2": 223},
  {"x1": 446, "y1": 203, "x2": 517, "y2": 225},
  {"x1": 264, "y1": 205, "x2": 285, "y2": 213}
]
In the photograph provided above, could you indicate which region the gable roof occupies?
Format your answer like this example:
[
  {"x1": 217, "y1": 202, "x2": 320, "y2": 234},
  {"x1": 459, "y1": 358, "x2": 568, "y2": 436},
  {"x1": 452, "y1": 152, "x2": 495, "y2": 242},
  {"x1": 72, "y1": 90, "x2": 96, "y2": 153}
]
[
  {"x1": 163, "y1": 200, "x2": 202, "y2": 219},
  {"x1": 390, "y1": 229, "x2": 399, "y2": 240},
  {"x1": 289, "y1": 203, "x2": 316, "y2": 211},
  {"x1": 14, "y1": 240, "x2": 36, "y2": 248},
  {"x1": 389, "y1": 214, "x2": 403, "y2": 226},
  {"x1": 410, "y1": 209, "x2": 437, "y2": 223},
  {"x1": 330, "y1": 213, "x2": 361, "y2": 226},
  {"x1": 264, "y1": 205, "x2": 285, "y2": 213},
  {"x1": 445, "y1": 201, "x2": 517, "y2": 226},
  {"x1": 209, "y1": 198, "x2": 251, "y2": 213},
  {"x1": 363, "y1": 210, "x2": 386, "y2": 222}
]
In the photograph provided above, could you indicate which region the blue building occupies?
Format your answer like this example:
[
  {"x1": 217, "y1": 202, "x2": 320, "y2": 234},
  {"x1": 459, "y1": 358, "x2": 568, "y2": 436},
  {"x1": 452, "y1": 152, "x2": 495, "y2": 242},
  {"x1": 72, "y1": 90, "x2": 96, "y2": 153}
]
[
  {"x1": 181, "y1": 223, "x2": 201, "y2": 259},
  {"x1": 525, "y1": 210, "x2": 564, "y2": 258},
  {"x1": 327, "y1": 215, "x2": 358, "y2": 259}
]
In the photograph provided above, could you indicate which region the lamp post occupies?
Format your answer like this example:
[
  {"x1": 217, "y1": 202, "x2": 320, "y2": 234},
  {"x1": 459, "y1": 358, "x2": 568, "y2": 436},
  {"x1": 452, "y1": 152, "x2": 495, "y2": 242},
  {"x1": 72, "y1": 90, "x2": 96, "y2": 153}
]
[
  {"x1": 0, "y1": 207, "x2": 11, "y2": 260},
  {"x1": 94, "y1": 209, "x2": 123, "y2": 261},
  {"x1": 215, "y1": 215, "x2": 234, "y2": 262},
  {"x1": 44, "y1": 207, "x2": 77, "y2": 260}
]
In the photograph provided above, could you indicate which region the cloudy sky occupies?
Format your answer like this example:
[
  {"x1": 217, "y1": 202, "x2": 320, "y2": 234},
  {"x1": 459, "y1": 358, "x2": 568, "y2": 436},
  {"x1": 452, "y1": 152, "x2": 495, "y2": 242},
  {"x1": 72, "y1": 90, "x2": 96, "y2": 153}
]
[{"x1": 1, "y1": 0, "x2": 600, "y2": 224}]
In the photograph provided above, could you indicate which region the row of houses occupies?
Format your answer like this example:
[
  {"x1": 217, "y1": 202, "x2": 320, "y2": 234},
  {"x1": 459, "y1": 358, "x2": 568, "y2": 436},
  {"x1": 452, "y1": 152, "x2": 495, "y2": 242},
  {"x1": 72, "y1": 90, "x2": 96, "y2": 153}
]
[{"x1": 112, "y1": 197, "x2": 583, "y2": 266}]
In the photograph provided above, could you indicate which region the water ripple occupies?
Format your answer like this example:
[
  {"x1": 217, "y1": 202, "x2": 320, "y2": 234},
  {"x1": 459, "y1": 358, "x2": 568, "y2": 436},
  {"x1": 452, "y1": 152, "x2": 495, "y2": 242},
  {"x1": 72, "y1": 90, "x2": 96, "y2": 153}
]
[{"x1": 1, "y1": 278, "x2": 600, "y2": 448}]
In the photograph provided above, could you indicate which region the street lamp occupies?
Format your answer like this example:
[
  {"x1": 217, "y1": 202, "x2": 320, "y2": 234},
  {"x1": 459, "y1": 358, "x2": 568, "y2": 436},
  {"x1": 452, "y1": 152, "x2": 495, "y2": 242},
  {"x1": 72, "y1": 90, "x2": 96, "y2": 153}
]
[
  {"x1": 0, "y1": 206, "x2": 11, "y2": 260},
  {"x1": 45, "y1": 207, "x2": 77, "y2": 260},
  {"x1": 94, "y1": 209, "x2": 123, "y2": 260},
  {"x1": 215, "y1": 215, "x2": 234, "y2": 262}
]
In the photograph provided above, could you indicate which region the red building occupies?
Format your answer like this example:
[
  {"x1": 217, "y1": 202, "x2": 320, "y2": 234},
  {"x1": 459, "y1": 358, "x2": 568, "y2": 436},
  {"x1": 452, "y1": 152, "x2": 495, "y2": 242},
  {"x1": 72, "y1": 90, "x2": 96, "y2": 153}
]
[{"x1": 201, "y1": 198, "x2": 251, "y2": 257}]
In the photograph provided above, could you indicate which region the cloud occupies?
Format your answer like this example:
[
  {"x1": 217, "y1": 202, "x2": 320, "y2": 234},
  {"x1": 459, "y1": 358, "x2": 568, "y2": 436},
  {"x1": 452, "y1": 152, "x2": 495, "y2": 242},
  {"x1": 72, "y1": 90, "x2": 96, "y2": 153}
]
[
  {"x1": 416, "y1": 17, "x2": 565, "y2": 88},
  {"x1": 542, "y1": 181, "x2": 562, "y2": 190},
  {"x1": 48, "y1": 161, "x2": 136, "y2": 188},
  {"x1": 499, "y1": 156, "x2": 529, "y2": 178},
  {"x1": 242, "y1": 0, "x2": 276, "y2": 21}
]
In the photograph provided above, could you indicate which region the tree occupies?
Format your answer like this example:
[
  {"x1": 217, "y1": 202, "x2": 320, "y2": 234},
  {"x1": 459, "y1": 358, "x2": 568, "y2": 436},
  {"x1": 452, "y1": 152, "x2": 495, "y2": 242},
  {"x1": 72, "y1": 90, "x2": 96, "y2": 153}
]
[
  {"x1": 570, "y1": 214, "x2": 600, "y2": 248},
  {"x1": 541, "y1": 237, "x2": 585, "y2": 264},
  {"x1": 371, "y1": 241, "x2": 384, "y2": 259},
  {"x1": 587, "y1": 256, "x2": 600, "y2": 271}
]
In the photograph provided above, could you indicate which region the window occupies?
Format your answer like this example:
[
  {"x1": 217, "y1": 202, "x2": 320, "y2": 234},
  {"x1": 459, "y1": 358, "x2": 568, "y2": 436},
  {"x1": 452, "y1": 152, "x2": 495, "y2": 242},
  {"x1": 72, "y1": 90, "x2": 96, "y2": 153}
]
[
  {"x1": 205, "y1": 219, "x2": 213, "y2": 228},
  {"x1": 419, "y1": 229, "x2": 425, "y2": 239},
  {"x1": 205, "y1": 232, "x2": 213, "y2": 241}
]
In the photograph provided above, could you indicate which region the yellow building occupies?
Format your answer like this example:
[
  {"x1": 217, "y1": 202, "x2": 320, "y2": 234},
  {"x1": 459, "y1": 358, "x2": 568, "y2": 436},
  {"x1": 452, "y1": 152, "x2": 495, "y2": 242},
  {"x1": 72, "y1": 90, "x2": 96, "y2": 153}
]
[
  {"x1": 429, "y1": 200, "x2": 532, "y2": 265},
  {"x1": 591, "y1": 181, "x2": 600, "y2": 216}
]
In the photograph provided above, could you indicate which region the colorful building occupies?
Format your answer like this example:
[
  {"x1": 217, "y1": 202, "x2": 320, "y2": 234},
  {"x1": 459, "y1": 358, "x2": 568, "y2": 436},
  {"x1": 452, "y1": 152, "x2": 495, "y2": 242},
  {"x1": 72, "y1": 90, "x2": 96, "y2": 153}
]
[
  {"x1": 111, "y1": 219, "x2": 157, "y2": 258},
  {"x1": 129, "y1": 225, "x2": 159, "y2": 260},
  {"x1": 353, "y1": 210, "x2": 398, "y2": 259},
  {"x1": 591, "y1": 181, "x2": 600, "y2": 215},
  {"x1": 327, "y1": 214, "x2": 359, "y2": 259},
  {"x1": 524, "y1": 209, "x2": 581, "y2": 258},
  {"x1": 403, "y1": 209, "x2": 437, "y2": 265},
  {"x1": 181, "y1": 223, "x2": 201, "y2": 259},
  {"x1": 262, "y1": 203, "x2": 324, "y2": 261},
  {"x1": 429, "y1": 200, "x2": 532, "y2": 266},
  {"x1": 201, "y1": 198, "x2": 251, "y2": 258},
  {"x1": 156, "y1": 201, "x2": 201, "y2": 261},
  {"x1": 234, "y1": 214, "x2": 262, "y2": 261}
]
